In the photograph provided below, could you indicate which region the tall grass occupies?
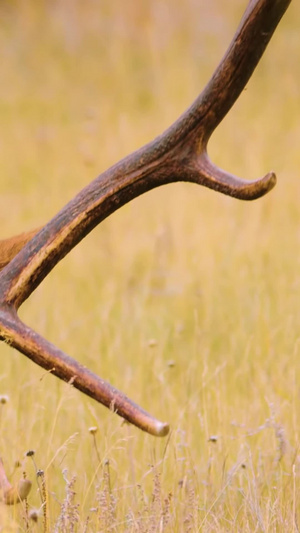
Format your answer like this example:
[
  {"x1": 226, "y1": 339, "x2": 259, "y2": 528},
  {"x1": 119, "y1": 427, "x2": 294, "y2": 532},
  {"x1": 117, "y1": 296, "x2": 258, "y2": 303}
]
[{"x1": 0, "y1": 0, "x2": 300, "y2": 530}]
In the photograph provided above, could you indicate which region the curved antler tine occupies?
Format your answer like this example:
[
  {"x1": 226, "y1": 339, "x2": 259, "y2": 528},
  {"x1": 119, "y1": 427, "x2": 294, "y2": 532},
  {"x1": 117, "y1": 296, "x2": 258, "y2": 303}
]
[
  {"x1": 190, "y1": 153, "x2": 277, "y2": 201},
  {"x1": 159, "y1": 0, "x2": 290, "y2": 197},
  {"x1": 0, "y1": 310, "x2": 169, "y2": 437}
]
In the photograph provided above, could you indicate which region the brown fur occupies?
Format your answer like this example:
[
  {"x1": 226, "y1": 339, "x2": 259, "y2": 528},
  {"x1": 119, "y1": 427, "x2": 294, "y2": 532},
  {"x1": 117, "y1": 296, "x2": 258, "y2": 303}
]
[{"x1": 0, "y1": 228, "x2": 39, "y2": 271}]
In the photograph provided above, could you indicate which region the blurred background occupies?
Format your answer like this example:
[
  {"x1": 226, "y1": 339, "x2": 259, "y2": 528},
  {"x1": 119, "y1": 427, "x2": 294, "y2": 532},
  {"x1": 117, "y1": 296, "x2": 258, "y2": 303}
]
[{"x1": 0, "y1": 0, "x2": 299, "y2": 529}]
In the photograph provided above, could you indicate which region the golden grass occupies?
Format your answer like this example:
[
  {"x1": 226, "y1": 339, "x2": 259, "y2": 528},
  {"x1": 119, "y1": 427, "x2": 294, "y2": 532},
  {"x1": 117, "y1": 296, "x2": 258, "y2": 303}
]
[{"x1": 0, "y1": 0, "x2": 300, "y2": 530}]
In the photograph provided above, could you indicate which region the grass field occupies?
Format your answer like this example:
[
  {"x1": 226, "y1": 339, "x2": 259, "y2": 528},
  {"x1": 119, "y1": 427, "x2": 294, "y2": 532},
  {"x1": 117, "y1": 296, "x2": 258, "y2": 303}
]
[{"x1": 0, "y1": 0, "x2": 300, "y2": 530}]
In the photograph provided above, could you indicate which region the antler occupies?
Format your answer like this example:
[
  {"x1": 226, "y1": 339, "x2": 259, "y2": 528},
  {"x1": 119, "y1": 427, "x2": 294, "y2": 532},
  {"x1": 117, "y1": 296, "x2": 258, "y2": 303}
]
[{"x1": 0, "y1": 0, "x2": 291, "y2": 437}]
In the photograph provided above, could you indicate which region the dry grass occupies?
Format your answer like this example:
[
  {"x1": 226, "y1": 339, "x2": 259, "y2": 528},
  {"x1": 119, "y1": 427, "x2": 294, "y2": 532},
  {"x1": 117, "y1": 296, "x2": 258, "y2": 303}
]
[{"x1": 0, "y1": 0, "x2": 300, "y2": 530}]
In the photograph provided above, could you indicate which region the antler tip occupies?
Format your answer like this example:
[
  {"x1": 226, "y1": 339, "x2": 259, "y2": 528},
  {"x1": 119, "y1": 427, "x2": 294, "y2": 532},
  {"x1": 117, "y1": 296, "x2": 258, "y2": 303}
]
[
  {"x1": 238, "y1": 170, "x2": 277, "y2": 201},
  {"x1": 149, "y1": 420, "x2": 170, "y2": 437},
  {"x1": 263, "y1": 171, "x2": 277, "y2": 192},
  {"x1": 251, "y1": 170, "x2": 277, "y2": 200}
]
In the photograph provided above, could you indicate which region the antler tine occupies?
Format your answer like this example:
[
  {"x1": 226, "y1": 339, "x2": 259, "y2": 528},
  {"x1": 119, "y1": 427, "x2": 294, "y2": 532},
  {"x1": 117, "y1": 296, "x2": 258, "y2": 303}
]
[
  {"x1": 0, "y1": 0, "x2": 291, "y2": 436},
  {"x1": 194, "y1": 154, "x2": 277, "y2": 201},
  {"x1": 0, "y1": 310, "x2": 169, "y2": 437}
]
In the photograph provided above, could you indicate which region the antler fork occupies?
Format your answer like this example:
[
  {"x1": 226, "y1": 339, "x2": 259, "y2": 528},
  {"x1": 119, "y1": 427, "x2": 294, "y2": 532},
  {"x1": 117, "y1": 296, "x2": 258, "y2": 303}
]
[{"x1": 0, "y1": 0, "x2": 291, "y2": 436}]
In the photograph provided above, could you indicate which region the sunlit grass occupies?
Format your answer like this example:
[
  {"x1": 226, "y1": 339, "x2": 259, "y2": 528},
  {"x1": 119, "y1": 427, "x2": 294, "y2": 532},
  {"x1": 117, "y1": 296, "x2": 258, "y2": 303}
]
[{"x1": 0, "y1": 0, "x2": 300, "y2": 530}]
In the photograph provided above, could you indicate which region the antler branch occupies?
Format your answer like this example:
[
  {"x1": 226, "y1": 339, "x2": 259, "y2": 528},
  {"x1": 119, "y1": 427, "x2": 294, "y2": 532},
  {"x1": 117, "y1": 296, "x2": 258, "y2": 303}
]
[{"x1": 0, "y1": 0, "x2": 291, "y2": 436}]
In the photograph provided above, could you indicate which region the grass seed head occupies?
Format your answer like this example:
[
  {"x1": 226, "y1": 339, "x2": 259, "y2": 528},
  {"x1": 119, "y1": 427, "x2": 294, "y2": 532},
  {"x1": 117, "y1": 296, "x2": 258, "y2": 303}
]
[
  {"x1": 26, "y1": 450, "x2": 35, "y2": 457},
  {"x1": 29, "y1": 508, "x2": 40, "y2": 522},
  {"x1": 0, "y1": 395, "x2": 9, "y2": 404}
]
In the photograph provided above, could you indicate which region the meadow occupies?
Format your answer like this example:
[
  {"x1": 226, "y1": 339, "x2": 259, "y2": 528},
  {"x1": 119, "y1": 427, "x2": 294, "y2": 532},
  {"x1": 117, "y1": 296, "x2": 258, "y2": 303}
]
[{"x1": 0, "y1": 0, "x2": 300, "y2": 530}]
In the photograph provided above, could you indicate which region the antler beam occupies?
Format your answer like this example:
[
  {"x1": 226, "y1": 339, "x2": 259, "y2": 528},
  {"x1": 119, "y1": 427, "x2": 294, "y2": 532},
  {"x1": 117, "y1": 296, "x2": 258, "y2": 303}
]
[{"x1": 0, "y1": 0, "x2": 291, "y2": 436}]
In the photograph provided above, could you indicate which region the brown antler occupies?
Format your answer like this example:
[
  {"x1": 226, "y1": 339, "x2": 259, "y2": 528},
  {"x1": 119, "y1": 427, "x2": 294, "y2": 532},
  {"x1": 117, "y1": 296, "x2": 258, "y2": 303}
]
[{"x1": 0, "y1": 0, "x2": 291, "y2": 437}]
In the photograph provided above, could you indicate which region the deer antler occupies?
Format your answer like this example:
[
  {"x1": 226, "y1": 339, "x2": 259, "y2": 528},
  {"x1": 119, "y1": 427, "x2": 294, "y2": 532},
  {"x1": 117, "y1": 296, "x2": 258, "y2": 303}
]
[{"x1": 0, "y1": 0, "x2": 291, "y2": 437}]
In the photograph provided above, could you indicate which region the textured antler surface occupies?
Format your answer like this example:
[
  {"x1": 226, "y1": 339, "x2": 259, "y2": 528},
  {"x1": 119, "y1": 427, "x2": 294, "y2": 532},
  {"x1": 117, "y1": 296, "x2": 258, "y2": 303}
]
[{"x1": 0, "y1": 0, "x2": 292, "y2": 436}]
